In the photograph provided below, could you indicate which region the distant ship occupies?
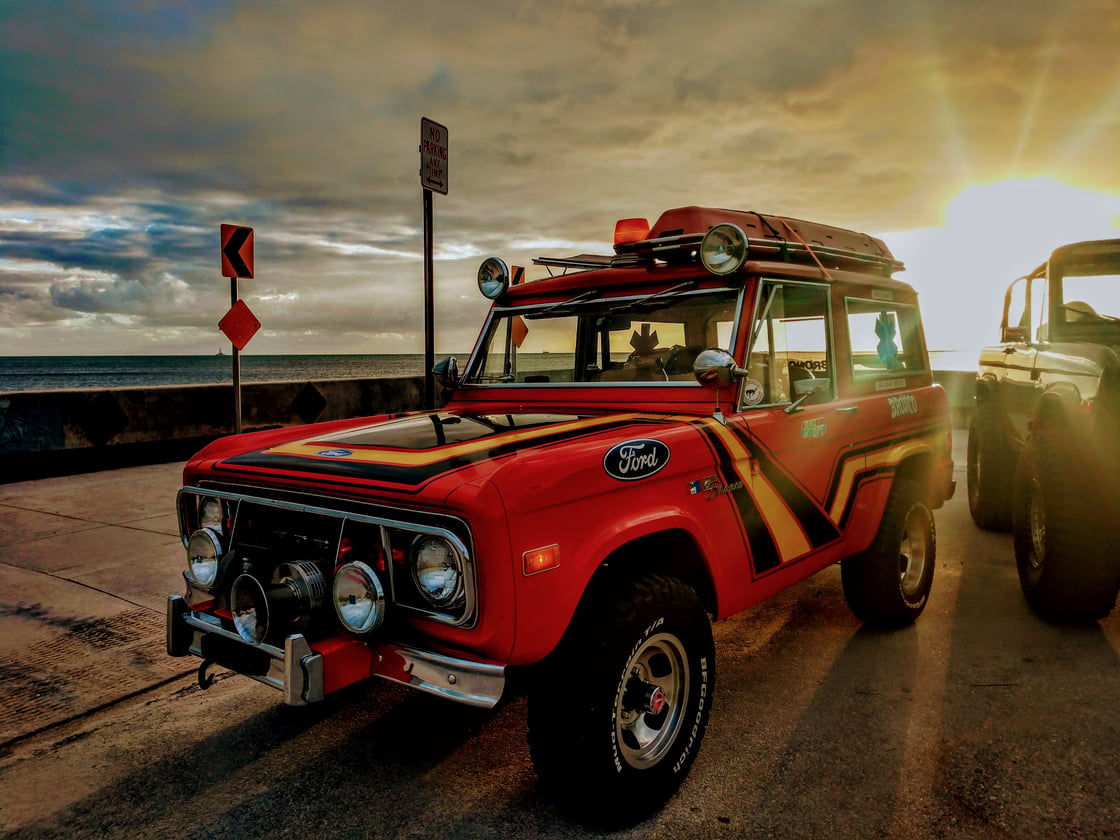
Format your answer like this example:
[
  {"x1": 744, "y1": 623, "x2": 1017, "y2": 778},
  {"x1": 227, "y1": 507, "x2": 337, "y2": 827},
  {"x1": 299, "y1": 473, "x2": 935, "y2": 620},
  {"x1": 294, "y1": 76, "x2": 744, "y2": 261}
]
[{"x1": 217, "y1": 347, "x2": 224, "y2": 356}]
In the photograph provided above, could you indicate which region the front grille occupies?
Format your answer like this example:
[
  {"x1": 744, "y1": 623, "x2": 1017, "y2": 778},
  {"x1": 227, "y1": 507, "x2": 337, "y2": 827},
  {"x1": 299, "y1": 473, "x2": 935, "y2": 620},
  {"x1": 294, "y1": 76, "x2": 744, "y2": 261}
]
[{"x1": 177, "y1": 486, "x2": 477, "y2": 641}]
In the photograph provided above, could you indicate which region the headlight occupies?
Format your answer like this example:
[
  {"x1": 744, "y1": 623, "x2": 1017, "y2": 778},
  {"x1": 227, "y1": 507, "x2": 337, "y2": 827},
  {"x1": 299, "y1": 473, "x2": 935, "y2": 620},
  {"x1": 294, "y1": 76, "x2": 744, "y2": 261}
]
[
  {"x1": 198, "y1": 496, "x2": 224, "y2": 532},
  {"x1": 186, "y1": 528, "x2": 222, "y2": 588},
  {"x1": 700, "y1": 223, "x2": 748, "y2": 276},
  {"x1": 333, "y1": 561, "x2": 386, "y2": 634},
  {"x1": 411, "y1": 536, "x2": 464, "y2": 607}
]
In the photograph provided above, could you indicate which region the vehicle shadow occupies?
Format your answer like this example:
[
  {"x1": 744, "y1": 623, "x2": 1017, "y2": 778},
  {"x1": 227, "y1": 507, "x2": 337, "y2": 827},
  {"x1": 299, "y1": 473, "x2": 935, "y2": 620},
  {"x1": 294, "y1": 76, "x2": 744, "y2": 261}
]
[
  {"x1": 934, "y1": 516, "x2": 1120, "y2": 839},
  {"x1": 685, "y1": 568, "x2": 924, "y2": 838},
  {"x1": 2, "y1": 676, "x2": 573, "y2": 840}
]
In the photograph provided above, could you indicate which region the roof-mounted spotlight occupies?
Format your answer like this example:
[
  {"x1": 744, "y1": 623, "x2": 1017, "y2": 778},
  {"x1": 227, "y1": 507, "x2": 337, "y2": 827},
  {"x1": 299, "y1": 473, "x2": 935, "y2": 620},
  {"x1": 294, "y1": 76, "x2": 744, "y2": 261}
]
[
  {"x1": 477, "y1": 257, "x2": 510, "y2": 300},
  {"x1": 700, "y1": 224, "x2": 749, "y2": 276}
]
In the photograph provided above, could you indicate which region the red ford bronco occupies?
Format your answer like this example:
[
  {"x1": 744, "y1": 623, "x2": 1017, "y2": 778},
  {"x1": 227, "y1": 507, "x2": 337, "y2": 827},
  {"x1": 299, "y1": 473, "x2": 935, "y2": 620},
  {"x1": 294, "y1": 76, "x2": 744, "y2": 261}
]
[{"x1": 168, "y1": 206, "x2": 955, "y2": 825}]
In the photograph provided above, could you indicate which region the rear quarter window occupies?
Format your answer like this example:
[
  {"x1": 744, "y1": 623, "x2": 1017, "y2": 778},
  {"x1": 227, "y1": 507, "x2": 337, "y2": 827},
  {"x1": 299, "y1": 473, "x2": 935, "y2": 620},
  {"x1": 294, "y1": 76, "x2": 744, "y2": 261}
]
[{"x1": 845, "y1": 296, "x2": 928, "y2": 384}]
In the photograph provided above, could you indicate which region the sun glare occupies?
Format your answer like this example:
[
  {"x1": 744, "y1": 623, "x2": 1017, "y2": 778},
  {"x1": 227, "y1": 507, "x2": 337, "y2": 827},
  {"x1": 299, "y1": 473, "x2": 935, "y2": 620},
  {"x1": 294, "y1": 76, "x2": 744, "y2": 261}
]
[{"x1": 881, "y1": 177, "x2": 1120, "y2": 367}]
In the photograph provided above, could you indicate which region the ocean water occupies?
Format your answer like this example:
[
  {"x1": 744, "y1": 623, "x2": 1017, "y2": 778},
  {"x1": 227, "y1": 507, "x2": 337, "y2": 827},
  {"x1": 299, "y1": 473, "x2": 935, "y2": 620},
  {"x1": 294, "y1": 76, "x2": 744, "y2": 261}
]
[
  {"x1": 0, "y1": 354, "x2": 437, "y2": 392},
  {"x1": 0, "y1": 350, "x2": 975, "y2": 393}
]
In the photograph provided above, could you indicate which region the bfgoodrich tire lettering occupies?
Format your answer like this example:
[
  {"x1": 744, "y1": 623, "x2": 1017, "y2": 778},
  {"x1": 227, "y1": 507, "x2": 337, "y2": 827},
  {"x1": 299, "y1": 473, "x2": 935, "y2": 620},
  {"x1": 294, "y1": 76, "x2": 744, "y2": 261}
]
[
  {"x1": 527, "y1": 572, "x2": 714, "y2": 827},
  {"x1": 842, "y1": 477, "x2": 935, "y2": 628},
  {"x1": 1013, "y1": 433, "x2": 1120, "y2": 621}
]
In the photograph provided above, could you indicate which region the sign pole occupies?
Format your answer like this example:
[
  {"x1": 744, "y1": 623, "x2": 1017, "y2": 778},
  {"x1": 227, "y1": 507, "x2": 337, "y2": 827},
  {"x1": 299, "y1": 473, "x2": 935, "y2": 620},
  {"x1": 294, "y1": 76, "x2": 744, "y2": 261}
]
[
  {"x1": 423, "y1": 187, "x2": 435, "y2": 409},
  {"x1": 230, "y1": 277, "x2": 242, "y2": 433},
  {"x1": 419, "y1": 117, "x2": 447, "y2": 412},
  {"x1": 219, "y1": 223, "x2": 257, "y2": 435}
]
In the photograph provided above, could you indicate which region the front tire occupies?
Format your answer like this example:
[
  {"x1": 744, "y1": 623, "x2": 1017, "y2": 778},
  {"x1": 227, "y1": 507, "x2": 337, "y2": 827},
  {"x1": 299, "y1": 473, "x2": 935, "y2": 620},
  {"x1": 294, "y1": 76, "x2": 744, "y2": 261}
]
[
  {"x1": 842, "y1": 477, "x2": 935, "y2": 628},
  {"x1": 1013, "y1": 433, "x2": 1120, "y2": 621},
  {"x1": 967, "y1": 401, "x2": 1013, "y2": 531},
  {"x1": 527, "y1": 573, "x2": 714, "y2": 827}
]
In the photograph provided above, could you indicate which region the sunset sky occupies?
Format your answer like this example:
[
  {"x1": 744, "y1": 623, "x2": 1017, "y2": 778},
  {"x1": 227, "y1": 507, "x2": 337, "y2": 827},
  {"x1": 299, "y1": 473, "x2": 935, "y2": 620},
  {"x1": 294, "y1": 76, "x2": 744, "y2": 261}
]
[{"x1": 2, "y1": 0, "x2": 1119, "y2": 361}]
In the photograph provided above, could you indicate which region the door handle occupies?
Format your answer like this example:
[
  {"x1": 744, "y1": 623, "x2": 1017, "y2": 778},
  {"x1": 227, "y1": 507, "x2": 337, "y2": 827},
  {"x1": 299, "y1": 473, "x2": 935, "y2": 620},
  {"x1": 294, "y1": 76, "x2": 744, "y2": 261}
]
[{"x1": 837, "y1": 406, "x2": 859, "y2": 415}]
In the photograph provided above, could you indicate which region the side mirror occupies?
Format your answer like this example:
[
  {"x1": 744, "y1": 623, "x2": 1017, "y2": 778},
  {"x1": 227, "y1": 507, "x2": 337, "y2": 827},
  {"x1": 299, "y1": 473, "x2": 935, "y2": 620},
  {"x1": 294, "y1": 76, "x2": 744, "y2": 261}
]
[
  {"x1": 692, "y1": 348, "x2": 748, "y2": 390},
  {"x1": 784, "y1": 377, "x2": 831, "y2": 414},
  {"x1": 432, "y1": 356, "x2": 460, "y2": 398}
]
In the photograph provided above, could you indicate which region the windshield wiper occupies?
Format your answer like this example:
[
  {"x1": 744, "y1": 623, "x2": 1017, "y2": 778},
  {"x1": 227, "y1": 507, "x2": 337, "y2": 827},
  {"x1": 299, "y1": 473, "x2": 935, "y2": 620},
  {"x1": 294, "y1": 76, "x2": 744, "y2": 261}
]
[
  {"x1": 531, "y1": 290, "x2": 600, "y2": 318},
  {"x1": 610, "y1": 280, "x2": 697, "y2": 314}
]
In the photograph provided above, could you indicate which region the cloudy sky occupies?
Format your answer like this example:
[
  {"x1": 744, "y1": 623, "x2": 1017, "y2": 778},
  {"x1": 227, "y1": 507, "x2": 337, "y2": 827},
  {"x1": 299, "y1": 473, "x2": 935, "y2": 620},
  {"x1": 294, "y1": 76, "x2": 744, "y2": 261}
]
[{"x1": 2, "y1": 0, "x2": 1119, "y2": 359}]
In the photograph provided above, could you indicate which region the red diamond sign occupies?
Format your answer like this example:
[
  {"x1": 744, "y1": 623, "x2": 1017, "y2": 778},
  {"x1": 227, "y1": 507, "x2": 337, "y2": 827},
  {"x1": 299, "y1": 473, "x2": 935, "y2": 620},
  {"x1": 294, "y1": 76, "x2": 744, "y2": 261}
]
[{"x1": 219, "y1": 299, "x2": 261, "y2": 351}]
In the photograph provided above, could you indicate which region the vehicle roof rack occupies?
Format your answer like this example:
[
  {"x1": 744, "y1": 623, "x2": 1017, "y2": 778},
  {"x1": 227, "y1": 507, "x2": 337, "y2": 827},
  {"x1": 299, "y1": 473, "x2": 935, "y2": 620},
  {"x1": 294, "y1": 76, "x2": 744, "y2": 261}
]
[
  {"x1": 532, "y1": 254, "x2": 613, "y2": 274},
  {"x1": 531, "y1": 207, "x2": 904, "y2": 279},
  {"x1": 613, "y1": 207, "x2": 903, "y2": 276}
]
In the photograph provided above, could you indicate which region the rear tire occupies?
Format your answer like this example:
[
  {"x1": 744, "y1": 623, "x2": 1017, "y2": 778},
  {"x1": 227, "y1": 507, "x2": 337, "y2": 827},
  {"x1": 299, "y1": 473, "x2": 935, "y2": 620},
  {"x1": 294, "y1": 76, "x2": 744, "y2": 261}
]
[
  {"x1": 842, "y1": 477, "x2": 935, "y2": 628},
  {"x1": 967, "y1": 402, "x2": 1013, "y2": 531},
  {"x1": 1013, "y1": 432, "x2": 1120, "y2": 621},
  {"x1": 527, "y1": 573, "x2": 714, "y2": 828}
]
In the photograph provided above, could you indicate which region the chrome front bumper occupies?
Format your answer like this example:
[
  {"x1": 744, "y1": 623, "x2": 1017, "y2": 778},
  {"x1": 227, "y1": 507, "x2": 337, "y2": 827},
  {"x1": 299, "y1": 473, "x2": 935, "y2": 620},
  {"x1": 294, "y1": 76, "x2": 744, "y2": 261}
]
[{"x1": 166, "y1": 595, "x2": 505, "y2": 708}]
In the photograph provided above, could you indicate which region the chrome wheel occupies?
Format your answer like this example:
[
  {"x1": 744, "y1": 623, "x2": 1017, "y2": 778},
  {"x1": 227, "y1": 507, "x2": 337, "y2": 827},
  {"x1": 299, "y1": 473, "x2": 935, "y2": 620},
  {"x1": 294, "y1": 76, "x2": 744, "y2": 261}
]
[
  {"x1": 898, "y1": 505, "x2": 930, "y2": 598},
  {"x1": 615, "y1": 632, "x2": 689, "y2": 769}
]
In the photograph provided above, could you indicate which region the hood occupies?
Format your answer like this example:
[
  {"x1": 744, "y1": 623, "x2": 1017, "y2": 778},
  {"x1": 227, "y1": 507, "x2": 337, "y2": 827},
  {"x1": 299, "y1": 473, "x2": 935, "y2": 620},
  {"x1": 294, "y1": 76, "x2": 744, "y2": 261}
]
[{"x1": 200, "y1": 409, "x2": 679, "y2": 493}]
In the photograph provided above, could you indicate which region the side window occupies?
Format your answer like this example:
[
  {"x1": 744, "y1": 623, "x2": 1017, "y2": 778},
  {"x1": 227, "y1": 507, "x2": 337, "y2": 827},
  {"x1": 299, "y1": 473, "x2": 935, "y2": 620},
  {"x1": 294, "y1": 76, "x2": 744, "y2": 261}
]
[
  {"x1": 1003, "y1": 276, "x2": 1047, "y2": 342},
  {"x1": 846, "y1": 297, "x2": 927, "y2": 379},
  {"x1": 1005, "y1": 277, "x2": 1029, "y2": 338},
  {"x1": 1029, "y1": 276, "x2": 1048, "y2": 341},
  {"x1": 742, "y1": 282, "x2": 832, "y2": 408}
]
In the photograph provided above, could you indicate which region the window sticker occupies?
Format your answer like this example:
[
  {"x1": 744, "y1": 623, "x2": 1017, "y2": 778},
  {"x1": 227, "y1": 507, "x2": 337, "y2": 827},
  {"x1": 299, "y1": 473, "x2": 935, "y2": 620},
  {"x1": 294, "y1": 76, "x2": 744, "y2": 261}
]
[{"x1": 743, "y1": 378, "x2": 764, "y2": 405}]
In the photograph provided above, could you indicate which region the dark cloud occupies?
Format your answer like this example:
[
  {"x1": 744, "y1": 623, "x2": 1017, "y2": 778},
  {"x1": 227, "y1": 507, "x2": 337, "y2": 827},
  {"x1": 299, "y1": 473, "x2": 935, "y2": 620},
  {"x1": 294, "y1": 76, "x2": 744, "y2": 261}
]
[{"x1": 0, "y1": 0, "x2": 1118, "y2": 355}]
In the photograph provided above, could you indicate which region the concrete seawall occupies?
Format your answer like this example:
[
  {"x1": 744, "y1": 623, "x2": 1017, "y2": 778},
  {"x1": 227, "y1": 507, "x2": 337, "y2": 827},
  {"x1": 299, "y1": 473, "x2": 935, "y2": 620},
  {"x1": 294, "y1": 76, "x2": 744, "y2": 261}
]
[
  {"x1": 0, "y1": 376, "x2": 424, "y2": 482},
  {"x1": 0, "y1": 370, "x2": 975, "y2": 482}
]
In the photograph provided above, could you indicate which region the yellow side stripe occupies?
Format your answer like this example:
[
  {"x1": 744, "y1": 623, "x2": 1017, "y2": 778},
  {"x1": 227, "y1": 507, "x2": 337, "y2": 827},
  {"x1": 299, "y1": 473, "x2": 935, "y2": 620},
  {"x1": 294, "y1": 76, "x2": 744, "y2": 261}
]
[
  {"x1": 828, "y1": 437, "x2": 936, "y2": 521},
  {"x1": 701, "y1": 419, "x2": 812, "y2": 563}
]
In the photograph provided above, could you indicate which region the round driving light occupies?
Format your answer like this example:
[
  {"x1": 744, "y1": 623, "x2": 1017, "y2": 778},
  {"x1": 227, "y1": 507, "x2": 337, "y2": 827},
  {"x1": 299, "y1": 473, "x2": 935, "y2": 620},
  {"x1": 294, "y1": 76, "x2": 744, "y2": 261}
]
[
  {"x1": 333, "y1": 561, "x2": 386, "y2": 634},
  {"x1": 231, "y1": 573, "x2": 269, "y2": 645},
  {"x1": 477, "y1": 256, "x2": 510, "y2": 300},
  {"x1": 700, "y1": 223, "x2": 748, "y2": 276},
  {"x1": 411, "y1": 536, "x2": 464, "y2": 607},
  {"x1": 186, "y1": 528, "x2": 222, "y2": 588}
]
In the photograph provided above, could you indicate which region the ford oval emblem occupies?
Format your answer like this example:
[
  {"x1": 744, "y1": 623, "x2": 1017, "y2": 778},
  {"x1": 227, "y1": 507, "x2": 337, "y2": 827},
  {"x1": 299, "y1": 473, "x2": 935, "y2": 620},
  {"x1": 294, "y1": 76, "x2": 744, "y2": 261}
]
[
  {"x1": 603, "y1": 438, "x2": 670, "y2": 481},
  {"x1": 316, "y1": 448, "x2": 354, "y2": 458}
]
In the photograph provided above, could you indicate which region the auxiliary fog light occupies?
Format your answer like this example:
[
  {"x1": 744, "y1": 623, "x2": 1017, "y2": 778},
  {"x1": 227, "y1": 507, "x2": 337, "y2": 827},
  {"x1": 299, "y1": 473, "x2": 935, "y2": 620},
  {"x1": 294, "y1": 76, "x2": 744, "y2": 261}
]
[
  {"x1": 700, "y1": 223, "x2": 748, "y2": 276},
  {"x1": 186, "y1": 528, "x2": 222, "y2": 588},
  {"x1": 231, "y1": 561, "x2": 326, "y2": 646},
  {"x1": 333, "y1": 561, "x2": 386, "y2": 634},
  {"x1": 411, "y1": 536, "x2": 464, "y2": 608}
]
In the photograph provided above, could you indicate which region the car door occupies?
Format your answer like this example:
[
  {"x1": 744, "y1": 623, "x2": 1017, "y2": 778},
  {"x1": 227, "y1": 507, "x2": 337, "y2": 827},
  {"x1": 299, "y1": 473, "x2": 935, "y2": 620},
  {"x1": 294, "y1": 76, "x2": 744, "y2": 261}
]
[{"x1": 716, "y1": 279, "x2": 855, "y2": 581}]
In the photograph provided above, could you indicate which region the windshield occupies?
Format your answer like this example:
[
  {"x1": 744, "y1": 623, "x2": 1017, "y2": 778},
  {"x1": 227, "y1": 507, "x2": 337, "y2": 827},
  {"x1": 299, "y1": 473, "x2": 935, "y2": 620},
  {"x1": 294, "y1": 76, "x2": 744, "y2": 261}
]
[{"x1": 463, "y1": 286, "x2": 741, "y2": 385}]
